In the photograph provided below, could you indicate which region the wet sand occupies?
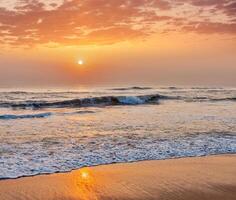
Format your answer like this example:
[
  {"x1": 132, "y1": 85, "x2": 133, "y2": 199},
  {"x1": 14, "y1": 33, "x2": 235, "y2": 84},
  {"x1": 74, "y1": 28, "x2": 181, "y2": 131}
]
[{"x1": 0, "y1": 155, "x2": 235, "y2": 200}]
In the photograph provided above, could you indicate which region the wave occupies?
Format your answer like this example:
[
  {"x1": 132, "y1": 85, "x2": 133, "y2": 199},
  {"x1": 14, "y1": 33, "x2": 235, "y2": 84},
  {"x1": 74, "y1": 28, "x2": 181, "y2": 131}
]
[
  {"x1": 184, "y1": 97, "x2": 236, "y2": 102},
  {"x1": 0, "y1": 112, "x2": 52, "y2": 120},
  {"x1": 2, "y1": 94, "x2": 165, "y2": 109},
  {"x1": 160, "y1": 86, "x2": 180, "y2": 90},
  {"x1": 1, "y1": 91, "x2": 29, "y2": 95},
  {"x1": 0, "y1": 94, "x2": 235, "y2": 109},
  {"x1": 211, "y1": 97, "x2": 236, "y2": 101},
  {"x1": 110, "y1": 86, "x2": 153, "y2": 91},
  {"x1": 62, "y1": 110, "x2": 96, "y2": 115},
  {"x1": 0, "y1": 110, "x2": 98, "y2": 120}
]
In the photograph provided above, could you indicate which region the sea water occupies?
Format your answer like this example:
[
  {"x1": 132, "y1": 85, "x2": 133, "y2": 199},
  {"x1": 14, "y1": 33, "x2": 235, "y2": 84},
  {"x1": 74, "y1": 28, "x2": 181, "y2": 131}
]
[{"x1": 0, "y1": 86, "x2": 236, "y2": 179}]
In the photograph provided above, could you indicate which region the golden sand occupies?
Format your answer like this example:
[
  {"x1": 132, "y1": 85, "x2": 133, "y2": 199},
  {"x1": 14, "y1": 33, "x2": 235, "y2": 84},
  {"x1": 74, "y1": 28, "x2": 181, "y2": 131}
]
[{"x1": 0, "y1": 155, "x2": 235, "y2": 200}]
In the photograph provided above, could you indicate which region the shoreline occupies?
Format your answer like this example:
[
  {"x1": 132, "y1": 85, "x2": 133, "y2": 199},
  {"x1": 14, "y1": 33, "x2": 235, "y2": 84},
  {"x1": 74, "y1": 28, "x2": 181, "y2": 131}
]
[
  {"x1": 0, "y1": 154, "x2": 235, "y2": 200},
  {"x1": 1, "y1": 153, "x2": 235, "y2": 181}
]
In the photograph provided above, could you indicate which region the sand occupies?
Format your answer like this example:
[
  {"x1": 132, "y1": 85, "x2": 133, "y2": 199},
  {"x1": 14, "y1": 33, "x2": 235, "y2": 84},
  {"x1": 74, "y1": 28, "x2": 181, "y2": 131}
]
[{"x1": 0, "y1": 155, "x2": 235, "y2": 200}]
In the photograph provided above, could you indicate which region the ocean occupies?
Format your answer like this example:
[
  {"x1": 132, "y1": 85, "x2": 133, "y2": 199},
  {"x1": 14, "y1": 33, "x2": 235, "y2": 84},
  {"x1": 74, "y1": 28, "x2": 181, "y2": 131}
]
[{"x1": 0, "y1": 86, "x2": 236, "y2": 179}]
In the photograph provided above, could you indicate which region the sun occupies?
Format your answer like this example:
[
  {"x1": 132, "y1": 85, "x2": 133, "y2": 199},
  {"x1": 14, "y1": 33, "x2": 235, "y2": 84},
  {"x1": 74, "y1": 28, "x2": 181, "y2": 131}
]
[{"x1": 77, "y1": 59, "x2": 84, "y2": 65}]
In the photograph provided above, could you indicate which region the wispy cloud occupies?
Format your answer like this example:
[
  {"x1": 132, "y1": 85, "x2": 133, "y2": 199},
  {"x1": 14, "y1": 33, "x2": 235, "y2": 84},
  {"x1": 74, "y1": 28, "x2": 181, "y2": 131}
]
[{"x1": 0, "y1": 0, "x2": 235, "y2": 48}]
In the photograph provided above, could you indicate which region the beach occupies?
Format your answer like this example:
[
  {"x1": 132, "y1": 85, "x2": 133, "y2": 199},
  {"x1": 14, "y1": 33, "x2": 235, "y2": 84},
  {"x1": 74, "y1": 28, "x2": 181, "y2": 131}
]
[
  {"x1": 1, "y1": 0, "x2": 236, "y2": 199},
  {"x1": 0, "y1": 154, "x2": 235, "y2": 200}
]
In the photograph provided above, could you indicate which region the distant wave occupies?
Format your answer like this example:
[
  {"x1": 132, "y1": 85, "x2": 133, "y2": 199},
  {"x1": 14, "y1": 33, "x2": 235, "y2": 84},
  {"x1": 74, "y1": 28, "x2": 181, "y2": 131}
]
[
  {"x1": 1, "y1": 94, "x2": 166, "y2": 109},
  {"x1": 0, "y1": 112, "x2": 52, "y2": 120},
  {"x1": 62, "y1": 110, "x2": 96, "y2": 115},
  {"x1": 191, "y1": 87, "x2": 224, "y2": 90},
  {"x1": 183, "y1": 97, "x2": 236, "y2": 102},
  {"x1": 160, "y1": 86, "x2": 180, "y2": 90},
  {"x1": 1, "y1": 91, "x2": 29, "y2": 95},
  {"x1": 0, "y1": 91, "x2": 90, "y2": 95},
  {"x1": 110, "y1": 86, "x2": 153, "y2": 91},
  {"x1": 211, "y1": 97, "x2": 236, "y2": 101}
]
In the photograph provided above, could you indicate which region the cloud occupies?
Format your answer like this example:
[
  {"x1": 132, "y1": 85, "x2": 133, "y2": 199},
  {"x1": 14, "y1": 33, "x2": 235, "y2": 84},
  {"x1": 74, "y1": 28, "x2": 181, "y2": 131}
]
[
  {"x1": 223, "y1": 1, "x2": 236, "y2": 17},
  {"x1": 178, "y1": 0, "x2": 236, "y2": 18},
  {"x1": 183, "y1": 21, "x2": 236, "y2": 34},
  {"x1": 0, "y1": 0, "x2": 235, "y2": 48}
]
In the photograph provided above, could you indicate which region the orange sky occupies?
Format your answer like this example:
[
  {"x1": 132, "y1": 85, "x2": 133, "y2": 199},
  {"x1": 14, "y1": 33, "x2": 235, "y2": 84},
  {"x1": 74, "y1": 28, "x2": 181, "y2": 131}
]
[{"x1": 0, "y1": 0, "x2": 236, "y2": 87}]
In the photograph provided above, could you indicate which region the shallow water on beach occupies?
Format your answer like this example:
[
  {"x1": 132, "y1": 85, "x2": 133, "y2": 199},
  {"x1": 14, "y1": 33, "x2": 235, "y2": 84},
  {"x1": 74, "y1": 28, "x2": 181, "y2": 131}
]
[{"x1": 0, "y1": 86, "x2": 236, "y2": 179}]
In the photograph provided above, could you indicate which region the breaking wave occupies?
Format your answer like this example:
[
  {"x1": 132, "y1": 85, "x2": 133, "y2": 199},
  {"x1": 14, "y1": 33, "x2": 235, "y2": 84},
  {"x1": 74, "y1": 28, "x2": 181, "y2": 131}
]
[
  {"x1": 0, "y1": 93, "x2": 235, "y2": 110},
  {"x1": 1, "y1": 94, "x2": 166, "y2": 109}
]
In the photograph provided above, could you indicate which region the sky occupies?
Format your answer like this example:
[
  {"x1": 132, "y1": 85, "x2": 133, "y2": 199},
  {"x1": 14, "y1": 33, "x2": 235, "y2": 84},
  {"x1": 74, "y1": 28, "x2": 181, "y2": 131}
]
[{"x1": 0, "y1": 0, "x2": 236, "y2": 87}]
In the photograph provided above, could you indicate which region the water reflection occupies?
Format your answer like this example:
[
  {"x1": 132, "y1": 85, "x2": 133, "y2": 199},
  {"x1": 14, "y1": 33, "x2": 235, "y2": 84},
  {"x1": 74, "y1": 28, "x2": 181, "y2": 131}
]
[{"x1": 75, "y1": 168, "x2": 98, "y2": 200}]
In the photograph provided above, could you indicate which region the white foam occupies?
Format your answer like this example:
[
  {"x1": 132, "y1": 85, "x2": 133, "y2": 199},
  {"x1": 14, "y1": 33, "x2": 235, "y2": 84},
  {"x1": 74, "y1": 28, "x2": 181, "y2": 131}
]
[
  {"x1": 0, "y1": 133, "x2": 235, "y2": 179},
  {"x1": 117, "y1": 96, "x2": 144, "y2": 105}
]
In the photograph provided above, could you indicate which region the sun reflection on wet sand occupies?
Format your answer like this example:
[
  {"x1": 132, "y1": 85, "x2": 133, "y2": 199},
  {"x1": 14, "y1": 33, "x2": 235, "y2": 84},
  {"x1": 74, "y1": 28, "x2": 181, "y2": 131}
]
[
  {"x1": 74, "y1": 168, "x2": 99, "y2": 200},
  {"x1": 81, "y1": 171, "x2": 89, "y2": 179}
]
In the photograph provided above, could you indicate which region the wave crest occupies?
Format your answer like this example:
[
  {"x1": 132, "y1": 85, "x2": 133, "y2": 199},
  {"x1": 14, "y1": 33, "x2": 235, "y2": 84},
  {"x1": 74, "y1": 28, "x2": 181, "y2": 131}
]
[
  {"x1": 2, "y1": 94, "x2": 163, "y2": 109},
  {"x1": 1, "y1": 92, "x2": 235, "y2": 109}
]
